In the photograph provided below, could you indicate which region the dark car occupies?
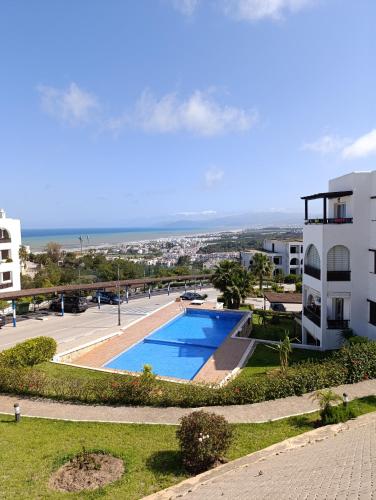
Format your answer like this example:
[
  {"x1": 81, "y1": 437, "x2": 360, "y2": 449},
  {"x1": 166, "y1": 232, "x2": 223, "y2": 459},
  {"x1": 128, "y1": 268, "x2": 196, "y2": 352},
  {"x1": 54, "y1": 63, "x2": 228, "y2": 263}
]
[
  {"x1": 50, "y1": 296, "x2": 88, "y2": 313},
  {"x1": 271, "y1": 303, "x2": 286, "y2": 312},
  {"x1": 180, "y1": 291, "x2": 207, "y2": 301},
  {"x1": 92, "y1": 291, "x2": 123, "y2": 305}
]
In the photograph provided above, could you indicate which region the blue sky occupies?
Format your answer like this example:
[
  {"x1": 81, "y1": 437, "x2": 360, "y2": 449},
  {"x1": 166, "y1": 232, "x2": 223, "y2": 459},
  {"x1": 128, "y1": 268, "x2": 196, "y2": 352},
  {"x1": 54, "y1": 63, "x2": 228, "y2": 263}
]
[{"x1": 1, "y1": 0, "x2": 375, "y2": 228}]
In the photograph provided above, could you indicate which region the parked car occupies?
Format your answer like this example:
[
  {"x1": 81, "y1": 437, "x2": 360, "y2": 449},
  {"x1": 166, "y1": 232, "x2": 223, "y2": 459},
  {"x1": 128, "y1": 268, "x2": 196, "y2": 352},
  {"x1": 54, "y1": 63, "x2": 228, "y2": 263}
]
[
  {"x1": 92, "y1": 291, "x2": 123, "y2": 305},
  {"x1": 180, "y1": 291, "x2": 207, "y2": 301},
  {"x1": 50, "y1": 296, "x2": 88, "y2": 313},
  {"x1": 270, "y1": 303, "x2": 286, "y2": 312}
]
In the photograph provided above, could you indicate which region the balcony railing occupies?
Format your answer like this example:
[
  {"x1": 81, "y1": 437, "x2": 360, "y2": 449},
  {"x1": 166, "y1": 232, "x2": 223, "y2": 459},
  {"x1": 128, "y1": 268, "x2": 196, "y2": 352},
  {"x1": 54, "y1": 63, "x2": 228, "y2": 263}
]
[
  {"x1": 327, "y1": 270, "x2": 351, "y2": 281},
  {"x1": 0, "y1": 281, "x2": 13, "y2": 289},
  {"x1": 303, "y1": 306, "x2": 321, "y2": 327},
  {"x1": 305, "y1": 218, "x2": 353, "y2": 225},
  {"x1": 327, "y1": 319, "x2": 350, "y2": 330},
  {"x1": 0, "y1": 238, "x2": 11, "y2": 243},
  {"x1": 304, "y1": 265, "x2": 321, "y2": 280}
]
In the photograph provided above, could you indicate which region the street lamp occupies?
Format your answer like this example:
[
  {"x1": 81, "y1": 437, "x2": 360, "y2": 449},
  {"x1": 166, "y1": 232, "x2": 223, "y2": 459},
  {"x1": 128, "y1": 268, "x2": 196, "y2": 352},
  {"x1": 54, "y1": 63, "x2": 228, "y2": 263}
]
[{"x1": 117, "y1": 260, "x2": 121, "y2": 327}]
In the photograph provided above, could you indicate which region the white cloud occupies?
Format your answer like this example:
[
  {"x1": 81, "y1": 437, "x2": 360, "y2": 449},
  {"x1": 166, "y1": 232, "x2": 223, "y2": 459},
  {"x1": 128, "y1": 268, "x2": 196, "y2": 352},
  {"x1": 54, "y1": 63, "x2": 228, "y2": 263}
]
[
  {"x1": 170, "y1": 0, "x2": 200, "y2": 16},
  {"x1": 302, "y1": 135, "x2": 351, "y2": 154},
  {"x1": 223, "y1": 0, "x2": 316, "y2": 21},
  {"x1": 37, "y1": 82, "x2": 98, "y2": 124},
  {"x1": 133, "y1": 89, "x2": 257, "y2": 136},
  {"x1": 205, "y1": 167, "x2": 224, "y2": 188},
  {"x1": 177, "y1": 210, "x2": 217, "y2": 216},
  {"x1": 342, "y1": 129, "x2": 376, "y2": 159}
]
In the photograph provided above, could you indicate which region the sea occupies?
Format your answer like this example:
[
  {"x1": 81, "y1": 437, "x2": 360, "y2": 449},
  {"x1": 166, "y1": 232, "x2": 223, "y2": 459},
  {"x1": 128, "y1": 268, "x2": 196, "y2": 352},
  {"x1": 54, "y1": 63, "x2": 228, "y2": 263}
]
[{"x1": 21, "y1": 227, "x2": 209, "y2": 252}]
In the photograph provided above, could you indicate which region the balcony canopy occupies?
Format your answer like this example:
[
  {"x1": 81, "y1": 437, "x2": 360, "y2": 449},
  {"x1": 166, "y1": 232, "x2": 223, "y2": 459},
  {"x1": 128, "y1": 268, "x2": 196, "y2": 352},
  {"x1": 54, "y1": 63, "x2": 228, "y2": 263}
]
[{"x1": 301, "y1": 190, "x2": 353, "y2": 201}]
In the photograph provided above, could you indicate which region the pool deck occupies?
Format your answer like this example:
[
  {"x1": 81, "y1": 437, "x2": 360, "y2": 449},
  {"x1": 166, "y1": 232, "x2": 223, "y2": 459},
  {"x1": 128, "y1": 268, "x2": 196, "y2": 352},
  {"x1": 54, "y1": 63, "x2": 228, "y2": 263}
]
[{"x1": 67, "y1": 301, "x2": 253, "y2": 385}]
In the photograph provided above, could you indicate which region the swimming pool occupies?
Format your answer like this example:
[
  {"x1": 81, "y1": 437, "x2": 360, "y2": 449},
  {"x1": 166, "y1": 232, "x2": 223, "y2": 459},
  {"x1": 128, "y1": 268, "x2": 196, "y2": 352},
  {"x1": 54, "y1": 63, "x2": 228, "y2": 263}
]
[{"x1": 104, "y1": 309, "x2": 246, "y2": 380}]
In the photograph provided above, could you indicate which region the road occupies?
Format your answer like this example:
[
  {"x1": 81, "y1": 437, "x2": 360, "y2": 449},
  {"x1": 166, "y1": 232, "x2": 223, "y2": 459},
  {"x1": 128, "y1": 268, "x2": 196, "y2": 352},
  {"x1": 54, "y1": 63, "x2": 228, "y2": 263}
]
[{"x1": 0, "y1": 287, "x2": 218, "y2": 353}]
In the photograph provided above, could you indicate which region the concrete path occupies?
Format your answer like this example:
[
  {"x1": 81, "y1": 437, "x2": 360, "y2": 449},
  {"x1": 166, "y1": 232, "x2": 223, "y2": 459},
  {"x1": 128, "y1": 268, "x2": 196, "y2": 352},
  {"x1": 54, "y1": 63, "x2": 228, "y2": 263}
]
[
  {"x1": 1, "y1": 379, "x2": 375, "y2": 425},
  {"x1": 0, "y1": 287, "x2": 217, "y2": 354},
  {"x1": 146, "y1": 411, "x2": 376, "y2": 499}
]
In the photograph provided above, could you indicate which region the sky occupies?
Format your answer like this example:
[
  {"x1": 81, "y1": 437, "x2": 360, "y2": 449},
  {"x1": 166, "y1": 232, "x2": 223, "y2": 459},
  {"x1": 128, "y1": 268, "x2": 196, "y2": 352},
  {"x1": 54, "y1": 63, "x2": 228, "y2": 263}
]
[{"x1": 1, "y1": 0, "x2": 376, "y2": 228}]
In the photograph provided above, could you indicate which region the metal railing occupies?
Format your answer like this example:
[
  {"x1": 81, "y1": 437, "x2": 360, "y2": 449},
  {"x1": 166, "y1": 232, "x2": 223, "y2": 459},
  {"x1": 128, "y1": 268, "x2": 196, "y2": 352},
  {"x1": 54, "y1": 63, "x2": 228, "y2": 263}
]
[
  {"x1": 0, "y1": 238, "x2": 11, "y2": 243},
  {"x1": 305, "y1": 218, "x2": 353, "y2": 225},
  {"x1": 304, "y1": 265, "x2": 321, "y2": 280},
  {"x1": 327, "y1": 270, "x2": 351, "y2": 281},
  {"x1": 0, "y1": 281, "x2": 13, "y2": 290},
  {"x1": 303, "y1": 306, "x2": 321, "y2": 327},
  {"x1": 327, "y1": 319, "x2": 350, "y2": 330}
]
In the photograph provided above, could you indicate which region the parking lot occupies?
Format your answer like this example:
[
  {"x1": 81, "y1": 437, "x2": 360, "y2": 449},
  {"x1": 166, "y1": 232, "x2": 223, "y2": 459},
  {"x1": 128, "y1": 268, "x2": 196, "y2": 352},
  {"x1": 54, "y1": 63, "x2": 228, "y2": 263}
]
[{"x1": 0, "y1": 287, "x2": 218, "y2": 354}]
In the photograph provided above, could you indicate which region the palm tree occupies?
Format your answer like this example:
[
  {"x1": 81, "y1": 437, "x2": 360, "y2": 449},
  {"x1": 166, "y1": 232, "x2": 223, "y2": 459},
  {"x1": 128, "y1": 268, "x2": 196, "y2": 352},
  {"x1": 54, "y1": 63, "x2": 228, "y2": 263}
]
[
  {"x1": 19, "y1": 245, "x2": 28, "y2": 271},
  {"x1": 250, "y1": 253, "x2": 273, "y2": 292},
  {"x1": 212, "y1": 260, "x2": 253, "y2": 309},
  {"x1": 311, "y1": 390, "x2": 342, "y2": 411},
  {"x1": 266, "y1": 331, "x2": 292, "y2": 374}
]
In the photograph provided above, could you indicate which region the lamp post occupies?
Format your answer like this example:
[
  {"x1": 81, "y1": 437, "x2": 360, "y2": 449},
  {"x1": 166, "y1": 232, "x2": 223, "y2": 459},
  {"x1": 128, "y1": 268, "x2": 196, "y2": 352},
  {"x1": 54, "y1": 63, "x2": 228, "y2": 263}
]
[
  {"x1": 14, "y1": 403, "x2": 21, "y2": 423},
  {"x1": 117, "y1": 260, "x2": 121, "y2": 327}
]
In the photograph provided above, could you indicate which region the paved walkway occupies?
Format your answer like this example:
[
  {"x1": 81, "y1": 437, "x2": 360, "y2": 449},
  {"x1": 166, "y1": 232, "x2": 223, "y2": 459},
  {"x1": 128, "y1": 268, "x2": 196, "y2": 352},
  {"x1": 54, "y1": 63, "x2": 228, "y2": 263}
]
[
  {"x1": 0, "y1": 379, "x2": 375, "y2": 425},
  {"x1": 147, "y1": 411, "x2": 376, "y2": 499}
]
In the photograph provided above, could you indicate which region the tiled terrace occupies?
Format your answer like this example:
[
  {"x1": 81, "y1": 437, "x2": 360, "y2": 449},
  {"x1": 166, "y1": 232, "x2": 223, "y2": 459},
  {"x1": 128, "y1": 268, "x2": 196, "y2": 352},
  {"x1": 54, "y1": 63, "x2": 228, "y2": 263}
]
[{"x1": 65, "y1": 301, "x2": 253, "y2": 385}]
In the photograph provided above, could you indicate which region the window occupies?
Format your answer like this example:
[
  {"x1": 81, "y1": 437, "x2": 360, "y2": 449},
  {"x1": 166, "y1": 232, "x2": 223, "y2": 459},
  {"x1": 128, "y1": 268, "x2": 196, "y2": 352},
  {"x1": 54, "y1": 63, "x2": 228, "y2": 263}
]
[
  {"x1": 334, "y1": 203, "x2": 346, "y2": 218},
  {"x1": 327, "y1": 246, "x2": 350, "y2": 271},
  {"x1": 370, "y1": 250, "x2": 376, "y2": 274},
  {"x1": 370, "y1": 300, "x2": 376, "y2": 326},
  {"x1": 2, "y1": 271, "x2": 11, "y2": 281}
]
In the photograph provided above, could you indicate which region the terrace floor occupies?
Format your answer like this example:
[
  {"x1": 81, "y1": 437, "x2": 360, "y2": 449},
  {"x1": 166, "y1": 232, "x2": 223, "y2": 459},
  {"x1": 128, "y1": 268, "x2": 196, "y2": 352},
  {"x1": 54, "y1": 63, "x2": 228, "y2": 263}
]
[{"x1": 66, "y1": 301, "x2": 253, "y2": 385}]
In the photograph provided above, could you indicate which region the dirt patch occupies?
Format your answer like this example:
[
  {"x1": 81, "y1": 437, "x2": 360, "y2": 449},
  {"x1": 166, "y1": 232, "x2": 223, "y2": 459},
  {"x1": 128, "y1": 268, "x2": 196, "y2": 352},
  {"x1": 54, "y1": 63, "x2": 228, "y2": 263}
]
[{"x1": 49, "y1": 452, "x2": 124, "y2": 492}]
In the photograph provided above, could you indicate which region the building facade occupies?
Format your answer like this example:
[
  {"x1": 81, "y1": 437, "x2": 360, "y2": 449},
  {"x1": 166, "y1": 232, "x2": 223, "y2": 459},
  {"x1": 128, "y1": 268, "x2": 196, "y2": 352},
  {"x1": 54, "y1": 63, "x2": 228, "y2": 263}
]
[
  {"x1": 301, "y1": 171, "x2": 376, "y2": 350},
  {"x1": 0, "y1": 209, "x2": 21, "y2": 292},
  {"x1": 240, "y1": 239, "x2": 303, "y2": 276}
]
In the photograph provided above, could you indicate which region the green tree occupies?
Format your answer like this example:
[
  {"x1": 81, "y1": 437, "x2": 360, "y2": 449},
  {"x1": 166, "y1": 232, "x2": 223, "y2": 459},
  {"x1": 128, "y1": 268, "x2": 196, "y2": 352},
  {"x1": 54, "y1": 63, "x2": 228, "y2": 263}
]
[
  {"x1": 212, "y1": 260, "x2": 253, "y2": 309},
  {"x1": 266, "y1": 331, "x2": 293, "y2": 374},
  {"x1": 44, "y1": 242, "x2": 62, "y2": 263},
  {"x1": 250, "y1": 253, "x2": 273, "y2": 292},
  {"x1": 19, "y1": 245, "x2": 29, "y2": 270}
]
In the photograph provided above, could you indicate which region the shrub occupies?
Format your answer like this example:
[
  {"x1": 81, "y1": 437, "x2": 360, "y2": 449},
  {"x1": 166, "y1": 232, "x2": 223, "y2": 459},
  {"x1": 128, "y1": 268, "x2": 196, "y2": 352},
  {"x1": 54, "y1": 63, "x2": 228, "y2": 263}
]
[
  {"x1": 0, "y1": 336, "x2": 57, "y2": 368},
  {"x1": 176, "y1": 411, "x2": 233, "y2": 473},
  {"x1": 333, "y1": 342, "x2": 376, "y2": 383},
  {"x1": 348, "y1": 336, "x2": 370, "y2": 345},
  {"x1": 320, "y1": 404, "x2": 358, "y2": 425}
]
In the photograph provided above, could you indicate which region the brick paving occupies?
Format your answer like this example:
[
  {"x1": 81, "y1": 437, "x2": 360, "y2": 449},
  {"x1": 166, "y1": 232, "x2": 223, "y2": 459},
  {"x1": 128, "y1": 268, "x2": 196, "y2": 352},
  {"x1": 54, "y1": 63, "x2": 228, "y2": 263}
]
[{"x1": 154, "y1": 411, "x2": 376, "y2": 500}]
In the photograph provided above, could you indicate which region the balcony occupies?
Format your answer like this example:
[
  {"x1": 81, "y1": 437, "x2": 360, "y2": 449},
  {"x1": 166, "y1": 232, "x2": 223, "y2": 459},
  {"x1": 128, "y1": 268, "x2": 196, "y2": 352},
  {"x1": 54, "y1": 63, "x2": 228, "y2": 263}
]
[
  {"x1": 304, "y1": 265, "x2": 321, "y2": 280},
  {"x1": 0, "y1": 237, "x2": 11, "y2": 244},
  {"x1": 0, "y1": 281, "x2": 13, "y2": 289},
  {"x1": 327, "y1": 319, "x2": 350, "y2": 330},
  {"x1": 303, "y1": 306, "x2": 321, "y2": 327},
  {"x1": 305, "y1": 218, "x2": 353, "y2": 225},
  {"x1": 327, "y1": 270, "x2": 351, "y2": 281}
]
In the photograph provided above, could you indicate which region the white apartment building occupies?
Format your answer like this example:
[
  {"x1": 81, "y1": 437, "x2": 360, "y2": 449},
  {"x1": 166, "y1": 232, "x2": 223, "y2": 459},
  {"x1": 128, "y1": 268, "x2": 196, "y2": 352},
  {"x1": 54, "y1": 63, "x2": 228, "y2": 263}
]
[
  {"x1": 302, "y1": 171, "x2": 376, "y2": 350},
  {"x1": 240, "y1": 239, "x2": 303, "y2": 276},
  {"x1": 0, "y1": 209, "x2": 21, "y2": 293}
]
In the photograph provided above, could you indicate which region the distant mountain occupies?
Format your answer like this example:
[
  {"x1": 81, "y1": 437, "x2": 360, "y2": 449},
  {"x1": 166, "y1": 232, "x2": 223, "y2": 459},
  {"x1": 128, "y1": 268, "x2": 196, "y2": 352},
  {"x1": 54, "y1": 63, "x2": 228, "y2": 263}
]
[{"x1": 162, "y1": 211, "x2": 303, "y2": 230}]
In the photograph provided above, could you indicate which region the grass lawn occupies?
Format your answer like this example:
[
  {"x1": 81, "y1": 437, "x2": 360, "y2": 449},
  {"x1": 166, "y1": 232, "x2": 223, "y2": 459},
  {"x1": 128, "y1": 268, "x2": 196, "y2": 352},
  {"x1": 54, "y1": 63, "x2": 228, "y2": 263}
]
[
  {"x1": 251, "y1": 311, "x2": 300, "y2": 341},
  {"x1": 236, "y1": 343, "x2": 327, "y2": 381},
  {"x1": 1, "y1": 397, "x2": 375, "y2": 499}
]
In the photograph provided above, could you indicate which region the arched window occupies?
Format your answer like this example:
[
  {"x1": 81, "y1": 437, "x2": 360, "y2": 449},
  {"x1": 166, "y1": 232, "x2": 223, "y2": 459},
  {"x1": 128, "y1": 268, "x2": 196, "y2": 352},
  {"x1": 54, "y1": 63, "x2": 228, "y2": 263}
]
[
  {"x1": 327, "y1": 245, "x2": 350, "y2": 281},
  {"x1": 290, "y1": 257, "x2": 299, "y2": 266},
  {"x1": 304, "y1": 244, "x2": 321, "y2": 279},
  {"x1": 0, "y1": 228, "x2": 10, "y2": 242}
]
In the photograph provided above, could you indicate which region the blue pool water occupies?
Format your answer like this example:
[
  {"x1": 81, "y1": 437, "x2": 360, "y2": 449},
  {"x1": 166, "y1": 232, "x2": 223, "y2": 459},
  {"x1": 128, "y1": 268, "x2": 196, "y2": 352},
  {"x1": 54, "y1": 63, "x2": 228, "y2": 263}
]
[{"x1": 105, "y1": 309, "x2": 245, "y2": 380}]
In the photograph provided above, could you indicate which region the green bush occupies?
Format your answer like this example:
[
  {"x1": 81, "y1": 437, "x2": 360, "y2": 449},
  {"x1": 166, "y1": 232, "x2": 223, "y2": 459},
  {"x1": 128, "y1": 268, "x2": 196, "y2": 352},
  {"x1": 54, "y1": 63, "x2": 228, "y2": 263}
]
[
  {"x1": 348, "y1": 336, "x2": 370, "y2": 345},
  {"x1": 0, "y1": 337, "x2": 57, "y2": 368},
  {"x1": 176, "y1": 411, "x2": 233, "y2": 473},
  {"x1": 320, "y1": 404, "x2": 358, "y2": 425},
  {"x1": 0, "y1": 341, "x2": 376, "y2": 408}
]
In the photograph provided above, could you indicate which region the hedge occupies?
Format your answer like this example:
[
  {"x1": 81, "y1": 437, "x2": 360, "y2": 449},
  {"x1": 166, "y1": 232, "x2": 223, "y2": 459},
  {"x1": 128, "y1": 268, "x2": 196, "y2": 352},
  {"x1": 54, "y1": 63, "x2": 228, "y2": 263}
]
[
  {"x1": 0, "y1": 342, "x2": 374, "y2": 407},
  {"x1": 0, "y1": 337, "x2": 57, "y2": 368}
]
